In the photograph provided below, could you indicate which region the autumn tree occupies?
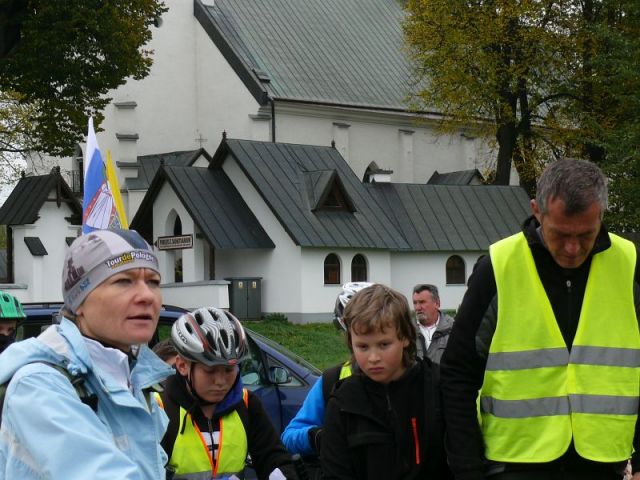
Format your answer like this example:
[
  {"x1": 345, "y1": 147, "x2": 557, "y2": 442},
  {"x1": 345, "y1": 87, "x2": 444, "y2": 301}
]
[
  {"x1": 403, "y1": 1, "x2": 640, "y2": 231},
  {"x1": 563, "y1": 1, "x2": 640, "y2": 231},
  {"x1": 0, "y1": 0, "x2": 167, "y2": 160}
]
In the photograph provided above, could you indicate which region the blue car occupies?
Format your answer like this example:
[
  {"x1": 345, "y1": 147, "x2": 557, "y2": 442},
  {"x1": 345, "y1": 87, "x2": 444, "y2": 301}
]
[{"x1": 18, "y1": 303, "x2": 320, "y2": 436}]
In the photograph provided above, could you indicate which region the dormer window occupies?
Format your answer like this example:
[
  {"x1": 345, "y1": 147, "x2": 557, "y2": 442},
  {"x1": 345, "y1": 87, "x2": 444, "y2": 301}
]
[
  {"x1": 321, "y1": 182, "x2": 349, "y2": 211},
  {"x1": 305, "y1": 170, "x2": 355, "y2": 213}
]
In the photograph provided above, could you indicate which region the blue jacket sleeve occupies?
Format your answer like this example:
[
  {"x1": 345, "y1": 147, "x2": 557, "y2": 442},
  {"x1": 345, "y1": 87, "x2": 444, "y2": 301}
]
[
  {"x1": 281, "y1": 376, "x2": 325, "y2": 455},
  {"x1": 1, "y1": 365, "x2": 145, "y2": 479}
]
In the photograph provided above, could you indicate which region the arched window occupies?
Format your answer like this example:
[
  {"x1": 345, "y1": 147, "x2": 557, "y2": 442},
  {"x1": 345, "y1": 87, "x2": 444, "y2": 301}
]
[
  {"x1": 324, "y1": 253, "x2": 341, "y2": 285},
  {"x1": 446, "y1": 255, "x2": 466, "y2": 285},
  {"x1": 173, "y1": 215, "x2": 182, "y2": 236},
  {"x1": 351, "y1": 254, "x2": 367, "y2": 282}
]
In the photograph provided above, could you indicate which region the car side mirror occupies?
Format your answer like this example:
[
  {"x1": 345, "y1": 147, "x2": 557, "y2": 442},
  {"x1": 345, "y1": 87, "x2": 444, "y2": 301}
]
[{"x1": 268, "y1": 366, "x2": 292, "y2": 385}]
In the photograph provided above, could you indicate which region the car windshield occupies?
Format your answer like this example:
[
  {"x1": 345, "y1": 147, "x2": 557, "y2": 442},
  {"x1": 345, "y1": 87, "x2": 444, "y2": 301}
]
[{"x1": 245, "y1": 327, "x2": 321, "y2": 375}]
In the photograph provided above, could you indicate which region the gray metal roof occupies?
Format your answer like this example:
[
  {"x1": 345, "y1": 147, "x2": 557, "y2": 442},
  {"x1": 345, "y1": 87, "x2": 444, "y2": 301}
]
[
  {"x1": 195, "y1": 0, "x2": 414, "y2": 110},
  {"x1": 369, "y1": 183, "x2": 531, "y2": 251},
  {"x1": 212, "y1": 139, "x2": 410, "y2": 250},
  {"x1": 428, "y1": 169, "x2": 484, "y2": 186},
  {"x1": 0, "y1": 170, "x2": 82, "y2": 226},
  {"x1": 131, "y1": 165, "x2": 274, "y2": 250},
  {"x1": 132, "y1": 140, "x2": 531, "y2": 253},
  {"x1": 123, "y1": 149, "x2": 206, "y2": 190}
]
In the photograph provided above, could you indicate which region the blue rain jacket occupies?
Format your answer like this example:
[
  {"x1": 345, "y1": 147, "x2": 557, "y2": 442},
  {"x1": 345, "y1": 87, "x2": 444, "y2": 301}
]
[
  {"x1": 281, "y1": 375, "x2": 323, "y2": 454},
  {"x1": 0, "y1": 318, "x2": 174, "y2": 479}
]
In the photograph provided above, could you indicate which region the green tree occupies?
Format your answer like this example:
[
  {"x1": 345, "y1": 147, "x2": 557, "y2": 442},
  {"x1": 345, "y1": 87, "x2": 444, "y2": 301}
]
[
  {"x1": 0, "y1": 90, "x2": 33, "y2": 185},
  {"x1": 0, "y1": 0, "x2": 167, "y2": 157},
  {"x1": 404, "y1": 0, "x2": 573, "y2": 189},
  {"x1": 403, "y1": 1, "x2": 640, "y2": 231},
  {"x1": 563, "y1": 1, "x2": 640, "y2": 231}
]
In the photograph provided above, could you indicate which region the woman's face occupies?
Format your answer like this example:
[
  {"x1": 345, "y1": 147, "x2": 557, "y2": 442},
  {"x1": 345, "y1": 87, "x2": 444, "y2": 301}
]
[{"x1": 75, "y1": 268, "x2": 162, "y2": 351}]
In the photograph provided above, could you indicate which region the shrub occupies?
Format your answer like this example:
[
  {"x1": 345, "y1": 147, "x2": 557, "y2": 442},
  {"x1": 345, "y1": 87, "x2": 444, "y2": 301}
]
[{"x1": 264, "y1": 312, "x2": 288, "y2": 323}]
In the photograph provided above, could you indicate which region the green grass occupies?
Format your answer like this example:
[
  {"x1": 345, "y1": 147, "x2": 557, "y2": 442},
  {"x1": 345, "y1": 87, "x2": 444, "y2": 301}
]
[{"x1": 245, "y1": 319, "x2": 349, "y2": 370}]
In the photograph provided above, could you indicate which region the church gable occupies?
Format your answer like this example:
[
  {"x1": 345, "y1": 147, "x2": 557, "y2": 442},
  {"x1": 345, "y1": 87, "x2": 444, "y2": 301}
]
[{"x1": 0, "y1": 168, "x2": 81, "y2": 226}]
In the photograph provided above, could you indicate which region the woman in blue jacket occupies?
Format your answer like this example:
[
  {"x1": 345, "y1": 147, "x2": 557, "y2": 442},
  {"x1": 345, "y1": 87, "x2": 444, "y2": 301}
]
[{"x1": 0, "y1": 229, "x2": 174, "y2": 479}]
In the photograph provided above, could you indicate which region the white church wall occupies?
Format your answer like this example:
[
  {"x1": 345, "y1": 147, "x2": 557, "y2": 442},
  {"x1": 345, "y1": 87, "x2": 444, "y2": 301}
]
[
  {"x1": 126, "y1": 190, "x2": 146, "y2": 223},
  {"x1": 6, "y1": 201, "x2": 80, "y2": 303},
  {"x1": 390, "y1": 251, "x2": 487, "y2": 312},
  {"x1": 296, "y1": 249, "x2": 392, "y2": 323},
  {"x1": 67, "y1": 0, "x2": 262, "y2": 219},
  {"x1": 152, "y1": 184, "x2": 192, "y2": 282},
  {"x1": 161, "y1": 280, "x2": 229, "y2": 311},
  {"x1": 193, "y1": 21, "x2": 268, "y2": 146},
  {"x1": 217, "y1": 156, "x2": 303, "y2": 316},
  {"x1": 98, "y1": 0, "x2": 200, "y2": 165},
  {"x1": 273, "y1": 103, "x2": 493, "y2": 184},
  {"x1": 9, "y1": 225, "x2": 37, "y2": 303},
  {"x1": 152, "y1": 183, "x2": 229, "y2": 308}
]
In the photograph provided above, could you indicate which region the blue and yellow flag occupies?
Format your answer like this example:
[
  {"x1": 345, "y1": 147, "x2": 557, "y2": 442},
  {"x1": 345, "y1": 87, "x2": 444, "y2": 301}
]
[{"x1": 82, "y1": 118, "x2": 128, "y2": 233}]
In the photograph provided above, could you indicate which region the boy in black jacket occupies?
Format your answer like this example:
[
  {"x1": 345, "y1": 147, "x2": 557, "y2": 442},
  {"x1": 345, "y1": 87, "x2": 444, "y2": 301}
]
[{"x1": 320, "y1": 284, "x2": 449, "y2": 480}]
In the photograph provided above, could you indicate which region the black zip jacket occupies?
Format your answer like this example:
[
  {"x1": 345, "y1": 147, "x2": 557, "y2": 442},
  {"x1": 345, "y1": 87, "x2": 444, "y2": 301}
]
[
  {"x1": 440, "y1": 216, "x2": 640, "y2": 480},
  {"x1": 320, "y1": 360, "x2": 450, "y2": 480},
  {"x1": 160, "y1": 373, "x2": 297, "y2": 480}
]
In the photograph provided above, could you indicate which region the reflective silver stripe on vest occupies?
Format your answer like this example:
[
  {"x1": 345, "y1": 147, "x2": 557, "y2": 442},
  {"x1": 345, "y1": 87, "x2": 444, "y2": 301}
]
[
  {"x1": 571, "y1": 346, "x2": 640, "y2": 367},
  {"x1": 485, "y1": 348, "x2": 568, "y2": 371},
  {"x1": 486, "y1": 346, "x2": 640, "y2": 371},
  {"x1": 480, "y1": 396, "x2": 570, "y2": 418},
  {"x1": 570, "y1": 394, "x2": 639, "y2": 415},
  {"x1": 481, "y1": 394, "x2": 639, "y2": 418}
]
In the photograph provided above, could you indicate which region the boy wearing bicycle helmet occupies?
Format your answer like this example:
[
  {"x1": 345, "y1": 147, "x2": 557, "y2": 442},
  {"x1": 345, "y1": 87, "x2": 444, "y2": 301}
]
[
  {"x1": 320, "y1": 284, "x2": 449, "y2": 480},
  {"x1": 281, "y1": 282, "x2": 372, "y2": 459},
  {"x1": 161, "y1": 307, "x2": 300, "y2": 480},
  {"x1": 0, "y1": 291, "x2": 25, "y2": 353}
]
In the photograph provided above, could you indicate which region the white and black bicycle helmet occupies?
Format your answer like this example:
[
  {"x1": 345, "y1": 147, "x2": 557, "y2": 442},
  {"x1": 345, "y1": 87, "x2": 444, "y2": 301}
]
[
  {"x1": 171, "y1": 307, "x2": 249, "y2": 366},
  {"x1": 333, "y1": 282, "x2": 373, "y2": 331}
]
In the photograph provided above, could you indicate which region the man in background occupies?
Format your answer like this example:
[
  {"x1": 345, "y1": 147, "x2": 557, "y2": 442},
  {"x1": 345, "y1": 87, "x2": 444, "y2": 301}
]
[{"x1": 412, "y1": 284, "x2": 453, "y2": 363}]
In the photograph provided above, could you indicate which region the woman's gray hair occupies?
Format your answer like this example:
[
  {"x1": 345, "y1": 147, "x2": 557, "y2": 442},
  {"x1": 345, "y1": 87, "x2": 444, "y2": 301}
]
[{"x1": 535, "y1": 159, "x2": 608, "y2": 217}]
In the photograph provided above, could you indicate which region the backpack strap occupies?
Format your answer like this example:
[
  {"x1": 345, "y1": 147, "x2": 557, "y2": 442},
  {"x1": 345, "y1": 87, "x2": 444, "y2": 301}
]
[
  {"x1": 322, "y1": 362, "x2": 350, "y2": 405},
  {"x1": 0, "y1": 362, "x2": 96, "y2": 424}
]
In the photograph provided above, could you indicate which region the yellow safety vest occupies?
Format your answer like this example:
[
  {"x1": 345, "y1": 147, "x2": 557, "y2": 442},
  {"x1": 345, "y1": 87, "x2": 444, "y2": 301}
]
[
  {"x1": 339, "y1": 362, "x2": 352, "y2": 380},
  {"x1": 168, "y1": 389, "x2": 249, "y2": 480},
  {"x1": 481, "y1": 232, "x2": 640, "y2": 463}
]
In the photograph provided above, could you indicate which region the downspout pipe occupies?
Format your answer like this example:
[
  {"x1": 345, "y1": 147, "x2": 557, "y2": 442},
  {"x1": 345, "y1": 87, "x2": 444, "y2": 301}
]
[{"x1": 270, "y1": 96, "x2": 276, "y2": 142}]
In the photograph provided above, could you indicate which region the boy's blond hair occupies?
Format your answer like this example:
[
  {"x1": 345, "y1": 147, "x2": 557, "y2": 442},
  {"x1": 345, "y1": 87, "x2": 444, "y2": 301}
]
[{"x1": 343, "y1": 283, "x2": 417, "y2": 366}]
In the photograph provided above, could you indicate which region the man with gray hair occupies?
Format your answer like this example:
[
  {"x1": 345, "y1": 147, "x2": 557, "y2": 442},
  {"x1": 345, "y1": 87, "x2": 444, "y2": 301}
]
[
  {"x1": 441, "y1": 159, "x2": 640, "y2": 480},
  {"x1": 412, "y1": 283, "x2": 453, "y2": 363}
]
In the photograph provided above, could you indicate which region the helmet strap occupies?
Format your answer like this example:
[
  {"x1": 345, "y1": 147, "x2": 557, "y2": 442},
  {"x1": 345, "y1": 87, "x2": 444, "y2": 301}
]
[{"x1": 185, "y1": 362, "x2": 215, "y2": 408}]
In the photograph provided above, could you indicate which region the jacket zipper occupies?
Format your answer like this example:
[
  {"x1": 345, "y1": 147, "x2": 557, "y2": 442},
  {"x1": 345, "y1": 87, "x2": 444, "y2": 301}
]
[
  {"x1": 207, "y1": 417, "x2": 216, "y2": 475},
  {"x1": 566, "y1": 279, "x2": 573, "y2": 344}
]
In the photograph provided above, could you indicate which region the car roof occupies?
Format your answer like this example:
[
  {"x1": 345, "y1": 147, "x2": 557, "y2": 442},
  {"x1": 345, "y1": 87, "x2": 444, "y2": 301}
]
[{"x1": 21, "y1": 303, "x2": 187, "y2": 319}]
